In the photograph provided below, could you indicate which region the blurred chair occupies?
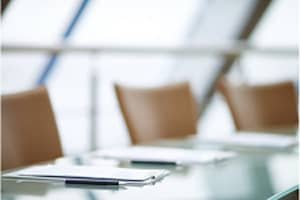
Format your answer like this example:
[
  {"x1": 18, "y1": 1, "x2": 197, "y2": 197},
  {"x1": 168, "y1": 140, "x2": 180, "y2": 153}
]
[
  {"x1": 2, "y1": 87, "x2": 63, "y2": 170},
  {"x1": 217, "y1": 77, "x2": 298, "y2": 133},
  {"x1": 114, "y1": 82, "x2": 198, "y2": 144}
]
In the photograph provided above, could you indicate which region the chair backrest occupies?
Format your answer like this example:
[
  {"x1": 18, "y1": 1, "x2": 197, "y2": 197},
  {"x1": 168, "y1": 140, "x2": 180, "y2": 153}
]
[
  {"x1": 114, "y1": 82, "x2": 198, "y2": 144},
  {"x1": 217, "y1": 77, "x2": 298, "y2": 132},
  {"x1": 2, "y1": 87, "x2": 63, "y2": 170}
]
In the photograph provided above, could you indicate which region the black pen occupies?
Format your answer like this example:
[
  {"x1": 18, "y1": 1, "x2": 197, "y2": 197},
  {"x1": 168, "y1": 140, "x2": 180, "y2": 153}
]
[
  {"x1": 131, "y1": 160, "x2": 177, "y2": 165},
  {"x1": 65, "y1": 179, "x2": 119, "y2": 186}
]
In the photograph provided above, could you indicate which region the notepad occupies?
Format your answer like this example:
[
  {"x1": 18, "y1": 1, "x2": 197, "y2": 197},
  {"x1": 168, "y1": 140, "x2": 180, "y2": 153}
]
[
  {"x1": 198, "y1": 132, "x2": 298, "y2": 150},
  {"x1": 96, "y1": 146, "x2": 236, "y2": 165},
  {"x1": 3, "y1": 165, "x2": 169, "y2": 185}
]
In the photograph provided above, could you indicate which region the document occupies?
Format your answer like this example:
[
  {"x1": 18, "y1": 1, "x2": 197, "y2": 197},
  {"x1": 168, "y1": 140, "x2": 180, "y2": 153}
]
[
  {"x1": 3, "y1": 165, "x2": 170, "y2": 186},
  {"x1": 198, "y1": 132, "x2": 298, "y2": 150},
  {"x1": 96, "y1": 146, "x2": 236, "y2": 165}
]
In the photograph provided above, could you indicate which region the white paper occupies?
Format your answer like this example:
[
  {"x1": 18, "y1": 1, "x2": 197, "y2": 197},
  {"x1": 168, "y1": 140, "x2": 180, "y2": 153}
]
[
  {"x1": 199, "y1": 132, "x2": 298, "y2": 149},
  {"x1": 5, "y1": 165, "x2": 169, "y2": 182},
  {"x1": 96, "y1": 147, "x2": 236, "y2": 165}
]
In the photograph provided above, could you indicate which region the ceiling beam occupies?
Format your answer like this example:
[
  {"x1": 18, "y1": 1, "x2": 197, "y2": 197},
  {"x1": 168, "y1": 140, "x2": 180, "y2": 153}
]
[
  {"x1": 2, "y1": 43, "x2": 297, "y2": 56},
  {"x1": 35, "y1": 0, "x2": 91, "y2": 85},
  {"x1": 198, "y1": 0, "x2": 272, "y2": 118},
  {"x1": 1, "y1": 0, "x2": 11, "y2": 14}
]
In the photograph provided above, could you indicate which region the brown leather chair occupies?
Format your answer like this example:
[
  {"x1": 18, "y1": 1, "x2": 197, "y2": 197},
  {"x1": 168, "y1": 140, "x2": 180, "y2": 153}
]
[
  {"x1": 2, "y1": 87, "x2": 63, "y2": 170},
  {"x1": 114, "y1": 82, "x2": 198, "y2": 144},
  {"x1": 217, "y1": 77, "x2": 298, "y2": 133}
]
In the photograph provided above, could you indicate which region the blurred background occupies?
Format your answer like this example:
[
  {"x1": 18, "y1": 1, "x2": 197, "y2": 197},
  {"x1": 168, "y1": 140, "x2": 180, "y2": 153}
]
[{"x1": 1, "y1": 0, "x2": 298, "y2": 155}]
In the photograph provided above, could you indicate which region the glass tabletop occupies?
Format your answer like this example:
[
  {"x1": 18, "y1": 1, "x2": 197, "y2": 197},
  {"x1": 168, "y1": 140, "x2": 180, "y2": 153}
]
[{"x1": 2, "y1": 139, "x2": 298, "y2": 200}]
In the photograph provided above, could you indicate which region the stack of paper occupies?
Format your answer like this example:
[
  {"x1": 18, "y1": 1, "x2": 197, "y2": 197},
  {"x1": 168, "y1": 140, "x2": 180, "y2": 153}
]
[
  {"x1": 96, "y1": 146, "x2": 236, "y2": 165},
  {"x1": 198, "y1": 132, "x2": 298, "y2": 150},
  {"x1": 3, "y1": 165, "x2": 170, "y2": 186}
]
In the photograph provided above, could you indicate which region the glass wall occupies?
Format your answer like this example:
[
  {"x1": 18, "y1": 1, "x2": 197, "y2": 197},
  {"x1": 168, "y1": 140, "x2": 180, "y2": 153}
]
[{"x1": 2, "y1": 0, "x2": 298, "y2": 154}]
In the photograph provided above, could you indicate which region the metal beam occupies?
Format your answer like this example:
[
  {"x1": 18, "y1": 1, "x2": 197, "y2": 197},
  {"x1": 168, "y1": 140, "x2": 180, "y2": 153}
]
[
  {"x1": 198, "y1": 0, "x2": 273, "y2": 118},
  {"x1": 2, "y1": 43, "x2": 297, "y2": 56},
  {"x1": 1, "y1": 0, "x2": 11, "y2": 14},
  {"x1": 36, "y1": 0, "x2": 90, "y2": 85}
]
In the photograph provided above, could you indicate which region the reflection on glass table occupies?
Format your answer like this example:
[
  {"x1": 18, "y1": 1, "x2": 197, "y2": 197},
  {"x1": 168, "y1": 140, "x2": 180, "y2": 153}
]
[{"x1": 2, "y1": 138, "x2": 298, "y2": 200}]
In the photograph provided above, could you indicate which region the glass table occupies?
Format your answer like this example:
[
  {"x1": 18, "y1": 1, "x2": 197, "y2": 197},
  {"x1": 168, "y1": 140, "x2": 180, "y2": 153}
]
[{"x1": 2, "y1": 138, "x2": 298, "y2": 200}]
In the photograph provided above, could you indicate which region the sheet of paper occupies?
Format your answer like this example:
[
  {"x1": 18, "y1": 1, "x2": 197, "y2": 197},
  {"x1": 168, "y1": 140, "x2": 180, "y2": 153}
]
[
  {"x1": 4, "y1": 165, "x2": 169, "y2": 182},
  {"x1": 96, "y1": 147, "x2": 236, "y2": 165},
  {"x1": 198, "y1": 132, "x2": 298, "y2": 149}
]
